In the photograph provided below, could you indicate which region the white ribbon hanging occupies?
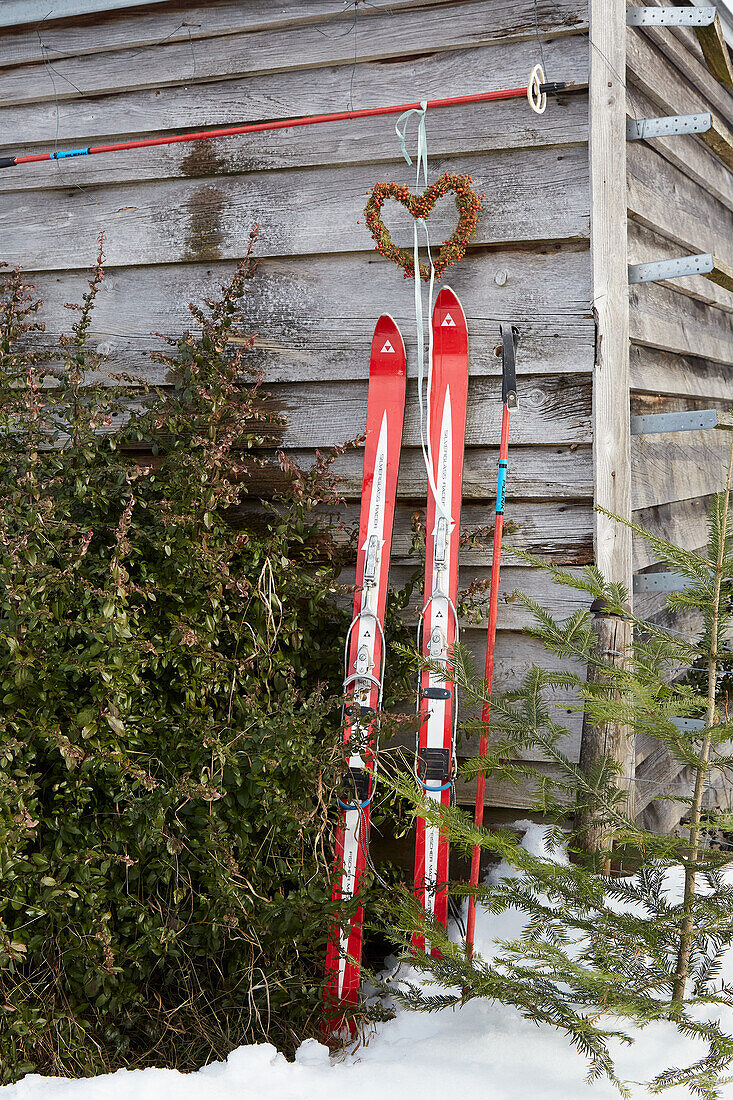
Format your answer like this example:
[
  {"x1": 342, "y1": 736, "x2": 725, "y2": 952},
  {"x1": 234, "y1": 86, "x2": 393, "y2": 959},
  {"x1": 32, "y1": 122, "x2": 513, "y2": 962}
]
[{"x1": 394, "y1": 102, "x2": 444, "y2": 519}]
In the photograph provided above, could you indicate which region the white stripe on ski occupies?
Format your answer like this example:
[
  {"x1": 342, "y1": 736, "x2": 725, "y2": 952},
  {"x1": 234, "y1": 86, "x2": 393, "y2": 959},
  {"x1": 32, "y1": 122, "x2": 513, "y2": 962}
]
[
  {"x1": 337, "y1": 807, "x2": 361, "y2": 999},
  {"x1": 337, "y1": 410, "x2": 390, "y2": 999},
  {"x1": 423, "y1": 387, "x2": 454, "y2": 920}
]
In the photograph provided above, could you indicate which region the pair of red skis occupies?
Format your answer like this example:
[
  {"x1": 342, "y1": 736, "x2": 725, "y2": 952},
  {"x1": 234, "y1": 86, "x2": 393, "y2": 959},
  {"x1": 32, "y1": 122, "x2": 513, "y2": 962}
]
[
  {"x1": 323, "y1": 287, "x2": 517, "y2": 1032},
  {"x1": 323, "y1": 285, "x2": 467, "y2": 1033}
]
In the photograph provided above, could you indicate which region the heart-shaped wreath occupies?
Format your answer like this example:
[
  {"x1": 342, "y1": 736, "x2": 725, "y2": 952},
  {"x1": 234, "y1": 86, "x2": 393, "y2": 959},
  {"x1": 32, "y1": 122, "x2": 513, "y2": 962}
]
[{"x1": 364, "y1": 172, "x2": 482, "y2": 282}]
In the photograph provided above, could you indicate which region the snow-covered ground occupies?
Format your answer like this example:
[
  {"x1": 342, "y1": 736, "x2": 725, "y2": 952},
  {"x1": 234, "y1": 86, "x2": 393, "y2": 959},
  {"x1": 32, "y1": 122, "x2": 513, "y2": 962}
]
[{"x1": 3, "y1": 823, "x2": 732, "y2": 1100}]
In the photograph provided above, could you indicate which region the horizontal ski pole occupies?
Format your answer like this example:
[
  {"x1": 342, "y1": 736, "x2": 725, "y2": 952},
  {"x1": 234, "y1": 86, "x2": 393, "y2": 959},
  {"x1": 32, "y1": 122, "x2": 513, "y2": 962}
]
[
  {"x1": 0, "y1": 82, "x2": 569, "y2": 170},
  {"x1": 465, "y1": 325, "x2": 519, "y2": 958}
]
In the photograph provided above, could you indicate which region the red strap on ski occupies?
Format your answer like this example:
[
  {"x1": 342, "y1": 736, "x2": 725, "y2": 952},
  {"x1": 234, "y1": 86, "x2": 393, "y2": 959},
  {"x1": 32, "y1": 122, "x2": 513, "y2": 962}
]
[{"x1": 324, "y1": 315, "x2": 406, "y2": 1035}]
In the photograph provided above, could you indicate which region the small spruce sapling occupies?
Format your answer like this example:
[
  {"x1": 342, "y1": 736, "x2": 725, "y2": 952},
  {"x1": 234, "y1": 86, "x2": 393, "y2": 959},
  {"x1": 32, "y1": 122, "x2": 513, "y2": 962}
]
[{"x1": 384, "y1": 439, "x2": 733, "y2": 1098}]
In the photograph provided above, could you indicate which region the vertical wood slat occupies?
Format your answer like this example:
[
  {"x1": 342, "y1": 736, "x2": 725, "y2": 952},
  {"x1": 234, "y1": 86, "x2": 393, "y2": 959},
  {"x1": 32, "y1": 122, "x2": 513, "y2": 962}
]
[
  {"x1": 589, "y1": 0, "x2": 632, "y2": 591},
  {"x1": 577, "y1": 600, "x2": 635, "y2": 858},
  {"x1": 584, "y1": 0, "x2": 636, "y2": 835}
]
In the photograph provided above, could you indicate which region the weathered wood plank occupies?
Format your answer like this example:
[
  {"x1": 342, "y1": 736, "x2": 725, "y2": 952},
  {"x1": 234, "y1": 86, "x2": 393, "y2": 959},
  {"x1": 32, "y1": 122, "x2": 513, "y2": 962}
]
[
  {"x1": 451, "y1": 625, "x2": 584, "y2": 760},
  {"x1": 626, "y1": 37, "x2": 733, "y2": 205},
  {"x1": 630, "y1": 24, "x2": 733, "y2": 129},
  {"x1": 692, "y1": 12, "x2": 733, "y2": 89},
  {"x1": 384, "y1": 564, "x2": 593, "y2": 629},
  {"x1": 455, "y1": 764, "x2": 571, "y2": 809},
  {"x1": 28, "y1": 249, "x2": 594, "y2": 385},
  {"x1": 0, "y1": 0, "x2": 587, "y2": 106},
  {"x1": 630, "y1": 345, "x2": 733, "y2": 403},
  {"x1": 0, "y1": 145, "x2": 591, "y2": 272},
  {"x1": 633, "y1": 496, "x2": 712, "y2": 571},
  {"x1": 591, "y1": 0, "x2": 631, "y2": 591},
  {"x1": 268, "y1": 375, "x2": 591, "y2": 450},
  {"x1": 626, "y1": 142, "x2": 733, "y2": 273},
  {"x1": 32, "y1": 329, "x2": 595, "y2": 389},
  {"x1": 0, "y1": 0, "x2": 448, "y2": 51},
  {"x1": 0, "y1": 37, "x2": 588, "y2": 149},
  {"x1": 0, "y1": 0, "x2": 172, "y2": 26},
  {"x1": 286, "y1": 445, "x2": 592, "y2": 502},
  {"x1": 388, "y1": 617, "x2": 585, "y2": 771},
  {"x1": 243, "y1": 498, "x2": 593, "y2": 564},
  {"x1": 629, "y1": 392, "x2": 733, "y2": 417},
  {"x1": 633, "y1": 745, "x2": 693, "y2": 830},
  {"x1": 0, "y1": 98, "x2": 590, "y2": 193},
  {"x1": 708, "y1": 256, "x2": 733, "y2": 295},
  {"x1": 629, "y1": 278, "x2": 733, "y2": 368},
  {"x1": 632, "y1": 593, "x2": 703, "y2": 657},
  {"x1": 0, "y1": 0, "x2": 588, "y2": 70},
  {"x1": 631, "y1": 431, "x2": 729, "y2": 512},
  {"x1": 700, "y1": 116, "x2": 733, "y2": 174}
]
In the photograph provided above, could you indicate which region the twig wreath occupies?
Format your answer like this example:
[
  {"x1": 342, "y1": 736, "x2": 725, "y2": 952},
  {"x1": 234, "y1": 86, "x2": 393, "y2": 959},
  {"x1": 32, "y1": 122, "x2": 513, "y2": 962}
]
[{"x1": 364, "y1": 171, "x2": 482, "y2": 281}]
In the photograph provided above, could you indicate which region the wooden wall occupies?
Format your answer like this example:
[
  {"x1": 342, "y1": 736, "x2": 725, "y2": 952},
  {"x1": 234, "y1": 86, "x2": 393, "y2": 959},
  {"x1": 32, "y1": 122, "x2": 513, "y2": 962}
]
[
  {"x1": 0, "y1": 0, "x2": 592, "y2": 810},
  {"x1": 626, "y1": 3, "x2": 733, "y2": 829}
]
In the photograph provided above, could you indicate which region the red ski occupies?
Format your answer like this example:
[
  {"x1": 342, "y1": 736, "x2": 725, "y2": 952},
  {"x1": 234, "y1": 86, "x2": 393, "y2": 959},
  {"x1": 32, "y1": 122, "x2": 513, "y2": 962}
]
[
  {"x1": 413, "y1": 286, "x2": 469, "y2": 954},
  {"x1": 324, "y1": 315, "x2": 406, "y2": 1033}
]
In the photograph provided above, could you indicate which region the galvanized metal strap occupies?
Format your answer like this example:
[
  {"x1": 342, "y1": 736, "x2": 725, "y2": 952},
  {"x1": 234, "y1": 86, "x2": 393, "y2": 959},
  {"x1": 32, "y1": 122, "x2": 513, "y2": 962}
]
[
  {"x1": 626, "y1": 113, "x2": 712, "y2": 140},
  {"x1": 628, "y1": 253, "x2": 715, "y2": 285},
  {"x1": 633, "y1": 572, "x2": 689, "y2": 593},
  {"x1": 627, "y1": 7, "x2": 716, "y2": 26},
  {"x1": 630, "y1": 409, "x2": 724, "y2": 434}
]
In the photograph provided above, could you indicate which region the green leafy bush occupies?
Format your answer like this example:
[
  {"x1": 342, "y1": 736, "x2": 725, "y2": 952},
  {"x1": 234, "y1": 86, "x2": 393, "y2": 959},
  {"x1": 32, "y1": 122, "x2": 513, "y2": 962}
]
[{"x1": 0, "y1": 232, "x2": 351, "y2": 1080}]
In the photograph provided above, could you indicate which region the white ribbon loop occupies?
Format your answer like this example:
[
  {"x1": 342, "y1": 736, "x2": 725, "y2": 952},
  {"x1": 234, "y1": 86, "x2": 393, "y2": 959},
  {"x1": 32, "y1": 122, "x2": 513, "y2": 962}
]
[
  {"x1": 395, "y1": 101, "x2": 429, "y2": 184},
  {"x1": 395, "y1": 103, "x2": 447, "y2": 522}
]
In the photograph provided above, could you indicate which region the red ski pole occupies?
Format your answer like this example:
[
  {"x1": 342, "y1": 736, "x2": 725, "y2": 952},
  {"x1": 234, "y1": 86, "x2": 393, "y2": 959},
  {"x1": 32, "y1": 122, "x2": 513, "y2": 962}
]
[
  {"x1": 465, "y1": 324, "x2": 519, "y2": 956},
  {"x1": 0, "y1": 76, "x2": 568, "y2": 170}
]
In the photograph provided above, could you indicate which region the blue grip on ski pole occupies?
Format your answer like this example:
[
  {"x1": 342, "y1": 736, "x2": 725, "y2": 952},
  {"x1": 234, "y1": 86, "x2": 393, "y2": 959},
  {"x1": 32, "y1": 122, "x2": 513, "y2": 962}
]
[
  {"x1": 52, "y1": 147, "x2": 91, "y2": 159},
  {"x1": 496, "y1": 460, "x2": 508, "y2": 515}
]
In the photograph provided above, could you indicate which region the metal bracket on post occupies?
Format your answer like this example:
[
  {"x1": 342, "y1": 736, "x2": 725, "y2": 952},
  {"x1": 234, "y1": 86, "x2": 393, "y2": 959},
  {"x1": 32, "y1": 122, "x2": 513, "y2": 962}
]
[
  {"x1": 633, "y1": 572, "x2": 689, "y2": 593},
  {"x1": 628, "y1": 253, "x2": 715, "y2": 284},
  {"x1": 626, "y1": 113, "x2": 712, "y2": 140},
  {"x1": 626, "y1": 7, "x2": 716, "y2": 26},
  {"x1": 630, "y1": 409, "x2": 733, "y2": 434},
  {"x1": 629, "y1": 253, "x2": 733, "y2": 291},
  {"x1": 671, "y1": 717, "x2": 706, "y2": 734}
]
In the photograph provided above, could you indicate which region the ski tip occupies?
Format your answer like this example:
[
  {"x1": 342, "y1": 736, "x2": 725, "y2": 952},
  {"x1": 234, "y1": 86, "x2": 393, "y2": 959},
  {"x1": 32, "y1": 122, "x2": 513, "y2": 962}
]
[
  {"x1": 370, "y1": 314, "x2": 406, "y2": 375},
  {"x1": 433, "y1": 285, "x2": 466, "y2": 327}
]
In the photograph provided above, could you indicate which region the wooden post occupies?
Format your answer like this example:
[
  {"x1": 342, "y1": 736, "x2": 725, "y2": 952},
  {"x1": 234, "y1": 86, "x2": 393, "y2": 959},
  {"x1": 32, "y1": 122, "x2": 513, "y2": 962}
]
[
  {"x1": 583, "y1": 0, "x2": 635, "y2": 860},
  {"x1": 577, "y1": 598, "x2": 635, "y2": 864},
  {"x1": 589, "y1": 0, "x2": 632, "y2": 593}
]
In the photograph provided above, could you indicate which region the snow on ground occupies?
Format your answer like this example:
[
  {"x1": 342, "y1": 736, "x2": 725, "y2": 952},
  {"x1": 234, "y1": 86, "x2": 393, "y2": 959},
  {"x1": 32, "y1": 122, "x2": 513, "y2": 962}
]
[{"x1": 4, "y1": 823, "x2": 733, "y2": 1100}]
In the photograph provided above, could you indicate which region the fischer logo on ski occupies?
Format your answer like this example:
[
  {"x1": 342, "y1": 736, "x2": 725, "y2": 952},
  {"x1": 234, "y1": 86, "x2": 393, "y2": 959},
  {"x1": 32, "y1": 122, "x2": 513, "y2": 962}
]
[
  {"x1": 413, "y1": 287, "x2": 469, "y2": 955},
  {"x1": 324, "y1": 315, "x2": 406, "y2": 1034}
]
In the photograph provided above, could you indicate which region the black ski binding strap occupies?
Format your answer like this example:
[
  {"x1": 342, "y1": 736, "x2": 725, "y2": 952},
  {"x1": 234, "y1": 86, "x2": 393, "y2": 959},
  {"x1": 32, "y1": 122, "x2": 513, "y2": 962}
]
[
  {"x1": 420, "y1": 686, "x2": 452, "y2": 701},
  {"x1": 345, "y1": 703, "x2": 375, "y2": 720},
  {"x1": 341, "y1": 767, "x2": 371, "y2": 806},
  {"x1": 500, "y1": 323, "x2": 520, "y2": 408},
  {"x1": 417, "y1": 747, "x2": 451, "y2": 783}
]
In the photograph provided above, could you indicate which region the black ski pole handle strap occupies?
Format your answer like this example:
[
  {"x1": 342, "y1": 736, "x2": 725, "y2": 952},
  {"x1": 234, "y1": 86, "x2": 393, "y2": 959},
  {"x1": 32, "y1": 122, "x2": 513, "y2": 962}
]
[
  {"x1": 500, "y1": 324, "x2": 520, "y2": 408},
  {"x1": 0, "y1": 156, "x2": 17, "y2": 169}
]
